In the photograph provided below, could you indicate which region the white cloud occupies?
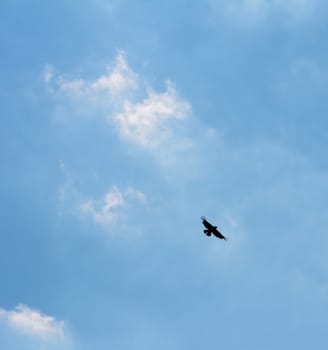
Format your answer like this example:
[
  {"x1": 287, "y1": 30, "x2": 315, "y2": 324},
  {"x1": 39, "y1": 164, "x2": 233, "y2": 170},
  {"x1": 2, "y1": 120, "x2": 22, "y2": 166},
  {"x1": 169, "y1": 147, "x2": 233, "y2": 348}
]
[
  {"x1": 91, "y1": 52, "x2": 138, "y2": 94},
  {"x1": 80, "y1": 186, "x2": 146, "y2": 224},
  {"x1": 45, "y1": 52, "x2": 195, "y2": 169},
  {"x1": 0, "y1": 305, "x2": 64, "y2": 339},
  {"x1": 112, "y1": 81, "x2": 191, "y2": 148}
]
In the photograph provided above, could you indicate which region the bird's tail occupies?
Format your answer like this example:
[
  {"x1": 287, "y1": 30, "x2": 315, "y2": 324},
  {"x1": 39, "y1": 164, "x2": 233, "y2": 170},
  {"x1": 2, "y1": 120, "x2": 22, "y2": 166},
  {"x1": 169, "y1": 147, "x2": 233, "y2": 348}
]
[{"x1": 200, "y1": 216, "x2": 206, "y2": 221}]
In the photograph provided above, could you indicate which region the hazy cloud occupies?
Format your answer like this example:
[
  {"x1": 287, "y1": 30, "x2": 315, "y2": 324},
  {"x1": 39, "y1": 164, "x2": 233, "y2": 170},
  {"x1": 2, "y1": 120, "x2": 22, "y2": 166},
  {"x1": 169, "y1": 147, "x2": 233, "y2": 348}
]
[
  {"x1": 209, "y1": 0, "x2": 320, "y2": 28},
  {"x1": 290, "y1": 57, "x2": 327, "y2": 81}
]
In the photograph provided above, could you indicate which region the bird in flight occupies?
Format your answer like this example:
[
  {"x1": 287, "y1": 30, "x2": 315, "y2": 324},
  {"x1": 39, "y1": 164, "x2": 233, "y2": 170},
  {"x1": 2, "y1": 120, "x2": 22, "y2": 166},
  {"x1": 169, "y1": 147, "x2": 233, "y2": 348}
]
[{"x1": 201, "y1": 216, "x2": 227, "y2": 240}]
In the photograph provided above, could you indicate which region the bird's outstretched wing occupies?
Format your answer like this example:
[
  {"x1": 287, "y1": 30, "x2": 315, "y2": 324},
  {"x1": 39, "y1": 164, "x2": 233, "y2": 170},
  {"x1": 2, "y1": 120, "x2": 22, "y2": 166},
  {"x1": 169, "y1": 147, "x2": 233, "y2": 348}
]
[
  {"x1": 201, "y1": 216, "x2": 213, "y2": 230},
  {"x1": 212, "y1": 228, "x2": 226, "y2": 240}
]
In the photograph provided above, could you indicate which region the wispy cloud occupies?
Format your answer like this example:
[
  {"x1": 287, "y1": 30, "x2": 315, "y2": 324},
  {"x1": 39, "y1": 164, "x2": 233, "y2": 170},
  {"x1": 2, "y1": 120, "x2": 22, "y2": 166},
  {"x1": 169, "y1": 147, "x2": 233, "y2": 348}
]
[
  {"x1": 51, "y1": 52, "x2": 138, "y2": 97},
  {"x1": 80, "y1": 185, "x2": 146, "y2": 224},
  {"x1": 56, "y1": 160, "x2": 81, "y2": 217},
  {"x1": 56, "y1": 160, "x2": 146, "y2": 232},
  {"x1": 43, "y1": 63, "x2": 54, "y2": 84},
  {"x1": 0, "y1": 304, "x2": 64, "y2": 339}
]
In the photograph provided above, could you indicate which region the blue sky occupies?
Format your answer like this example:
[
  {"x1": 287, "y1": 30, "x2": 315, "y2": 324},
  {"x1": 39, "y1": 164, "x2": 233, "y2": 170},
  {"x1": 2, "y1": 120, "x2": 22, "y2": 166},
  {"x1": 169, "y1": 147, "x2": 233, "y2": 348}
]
[{"x1": 1, "y1": 0, "x2": 328, "y2": 349}]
